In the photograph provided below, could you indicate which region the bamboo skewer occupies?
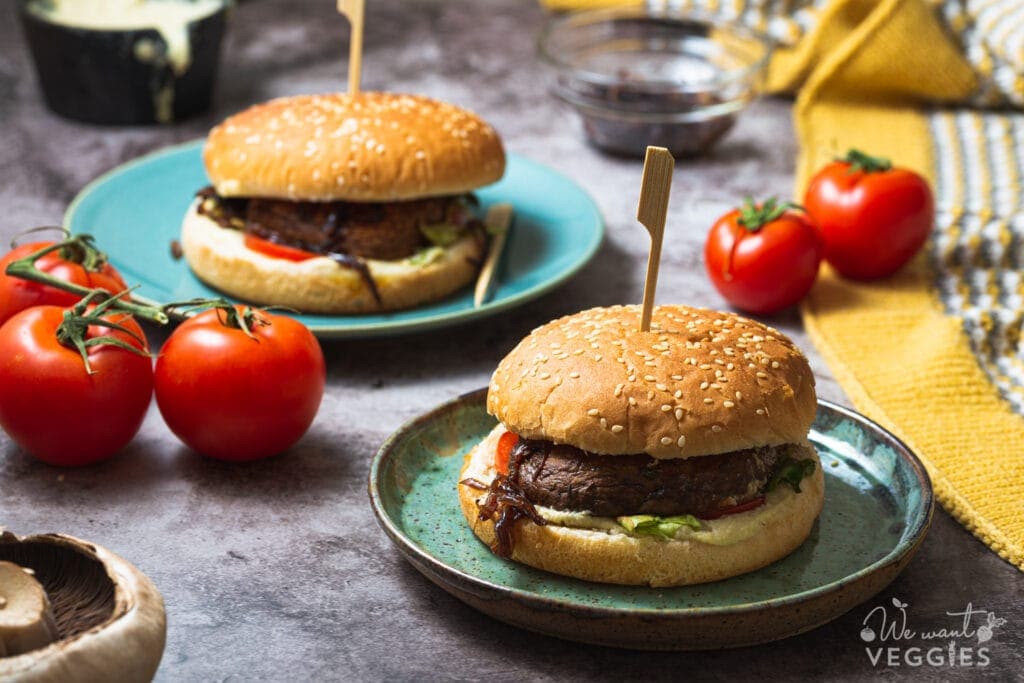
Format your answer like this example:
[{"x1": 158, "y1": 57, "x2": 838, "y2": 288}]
[
  {"x1": 336, "y1": 0, "x2": 365, "y2": 93},
  {"x1": 636, "y1": 146, "x2": 675, "y2": 333},
  {"x1": 474, "y1": 203, "x2": 514, "y2": 307}
]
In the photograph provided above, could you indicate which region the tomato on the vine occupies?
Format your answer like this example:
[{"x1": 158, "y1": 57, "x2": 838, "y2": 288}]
[
  {"x1": 0, "y1": 239, "x2": 128, "y2": 326},
  {"x1": 0, "y1": 303, "x2": 153, "y2": 466},
  {"x1": 704, "y1": 198, "x2": 824, "y2": 315},
  {"x1": 154, "y1": 305, "x2": 325, "y2": 461},
  {"x1": 804, "y1": 149, "x2": 934, "y2": 280}
]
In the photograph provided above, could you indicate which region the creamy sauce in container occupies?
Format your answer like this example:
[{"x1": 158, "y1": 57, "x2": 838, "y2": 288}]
[
  {"x1": 28, "y1": 0, "x2": 223, "y2": 74},
  {"x1": 27, "y1": 0, "x2": 224, "y2": 122}
]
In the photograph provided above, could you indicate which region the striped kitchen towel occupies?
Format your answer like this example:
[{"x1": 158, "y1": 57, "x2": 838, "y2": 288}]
[{"x1": 542, "y1": 0, "x2": 1024, "y2": 570}]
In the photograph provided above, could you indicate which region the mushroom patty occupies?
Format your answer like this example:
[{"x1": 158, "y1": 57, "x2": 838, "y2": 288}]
[
  {"x1": 514, "y1": 439, "x2": 804, "y2": 518},
  {"x1": 196, "y1": 187, "x2": 476, "y2": 261}
]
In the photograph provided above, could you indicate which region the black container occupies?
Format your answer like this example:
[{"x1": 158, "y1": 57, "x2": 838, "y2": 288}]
[{"x1": 19, "y1": 1, "x2": 229, "y2": 125}]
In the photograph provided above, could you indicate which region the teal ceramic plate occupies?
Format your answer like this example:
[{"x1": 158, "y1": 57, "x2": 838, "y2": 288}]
[
  {"x1": 370, "y1": 389, "x2": 933, "y2": 650},
  {"x1": 65, "y1": 141, "x2": 603, "y2": 338}
]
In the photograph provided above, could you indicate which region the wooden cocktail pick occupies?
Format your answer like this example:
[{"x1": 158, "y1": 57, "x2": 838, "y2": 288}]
[
  {"x1": 336, "y1": 0, "x2": 365, "y2": 93},
  {"x1": 474, "y1": 203, "x2": 514, "y2": 307},
  {"x1": 636, "y1": 146, "x2": 675, "y2": 332}
]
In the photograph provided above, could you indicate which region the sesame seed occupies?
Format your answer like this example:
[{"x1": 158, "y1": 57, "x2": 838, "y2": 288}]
[
  {"x1": 629, "y1": 397, "x2": 638, "y2": 406},
  {"x1": 735, "y1": 391, "x2": 742, "y2": 400},
  {"x1": 712, "y1": 425, "x2": 723, "y2": 433},
  {"x1": 614, "y1": 383, "x2": 624, "y2": 397},
  {"x1": 660, "y1": 437, "x2": 673, "y2": 445},
  {"x1": 671, "y1": 375, "x2": 683, "y2": 380},
  {"x1": 569, "y1": 372, "x2": 580, "y2": 379},
  {"x1": 677, "y1": 435, "x2": 686, "y2": 447},
  {"x1": 647, "y1": 391, "x2": 655, "y2": 400},
  {"x1": 661, "y1": 405, "x2": 672, "y2": 412},
  {"x1": 699, "y1": 364, "x2": 712, "y2": 370},
  {"x1": 756, "y1": 409, "x2": 765, "y2": 415},
  {"x1": 644, "y1": 375, "x2": 656, "y2": 382},
  {"x1": 600, "y1": 418, "x2": 608, "y2": 428},
  {"x1": 587, "y1": 408, "x2": 600, "y2": 416},
  {"x1": 539, "y1": 372, "x2": 550, "y2": 379},
  {"x1": 656, "y1": 383, "x2": 667, "y2": 392},
  {"x1": 771, "y1": 361, "x2": 780, "y2": 369},
  {"x1": 727, "y1": 363, "x2": 735, "y2": 370},
  {"x1": 675, "y1": 408, "x2": 684, "y2": 420},
  {"x1": 611, "y1": 425, "x2": 624, "y2": 433},
  {"x1": 756, "y1": 372, "x2": 768, "y2": 378},
  {"x1": 704, "y1": 398, "x2": 714, "y2": 404},
  {"x1": 723, "y1": 401, "x2": 735, "y2": 408},
  {"x1": 700, "y1": 382, "x2": 709, "y2": 390},
  {"x1": 674, "y1": 390, "x2": 683, "y2": 398},
  {"x1": 595, "y1": 355, "x2": 603, "y2": 361}
]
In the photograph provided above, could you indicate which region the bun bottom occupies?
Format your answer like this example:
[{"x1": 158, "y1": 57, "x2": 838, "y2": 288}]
[
  {"x1": 458, "y1": 426, "x2": 825, "y2": 587},
  {"x1": 180, "y1": 203, "x2": 485, "y2": 314}
]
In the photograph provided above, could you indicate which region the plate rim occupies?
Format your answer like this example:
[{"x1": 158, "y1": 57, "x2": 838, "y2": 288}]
[
  {"x1": 369, "y1": 388, "x2": 934, "y2": 617},
  {"x1": 64, "y1": 140, "x2": 605, "y2": 339}
]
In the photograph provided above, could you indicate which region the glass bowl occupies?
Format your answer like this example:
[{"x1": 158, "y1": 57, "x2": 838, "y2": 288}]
[{"x1": 538, "y1": 8, "x2": 771, "y2": 158}]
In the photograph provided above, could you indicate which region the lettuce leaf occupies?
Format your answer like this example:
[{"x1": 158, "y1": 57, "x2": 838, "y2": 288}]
[
  {"x1": 420, "y1": 222, "x2": 463, "y2": 247},
  {"x1": 407, "y1": 246, "x2": 444, "y2": 266},
  {"x1": 767, "y1": 458, "x2": 816, "y2": 493},
  {"x1": 616, "y1": 514, "x2": 701, "y2": 540}
]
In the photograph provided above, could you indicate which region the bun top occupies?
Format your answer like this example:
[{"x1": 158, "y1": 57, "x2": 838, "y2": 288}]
[
  {"x1": 203, "y1": 92, "x2": 506, "y2": 202},
  {"x1": 487, "y1": 305, "x2": 817, "y2": 459}
]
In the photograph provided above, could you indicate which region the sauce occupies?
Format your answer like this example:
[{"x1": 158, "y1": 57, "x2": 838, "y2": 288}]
[
  {"x1": 27, "y1": 0, "x2": 223, "y2": 75},
  {"x1": 27, "y1": 0, "x2": 223, "y2": 123}
]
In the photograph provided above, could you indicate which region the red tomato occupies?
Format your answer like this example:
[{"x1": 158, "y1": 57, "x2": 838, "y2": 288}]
[
  {"x1": 804, "y1": 149, "x2": 934, "y2": 280},
  {"x1": 0, "y1": 307, "x2": 153, "y2": 466},
  {"x1": 704, "y1": 199, "x2": 824, "y2": 315},
  {"x1": 0, "y1": 241, "x2": 129, "y2": 326},
  {"x1": 495, "y1": 431, "x2": 519, "y2": 475},
  {"x1": 243, "y1": 235, "x2": 317, "y2": 262},
  {"x1": 154, "y1": 306, "x2": 326, "y2": 461},
  {"x1": 702, "y1": 496, "x2": 766, "y2": 520}
]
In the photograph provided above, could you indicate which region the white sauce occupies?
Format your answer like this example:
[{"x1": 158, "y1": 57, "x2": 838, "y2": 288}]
[{"x1": 28, "y1": 0, "x2": 222, "y2": 74}]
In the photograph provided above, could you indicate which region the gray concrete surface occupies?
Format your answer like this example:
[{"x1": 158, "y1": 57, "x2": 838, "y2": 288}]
[{"x1": 0, "y1": 0, "x2": 1021, "y2": 680}]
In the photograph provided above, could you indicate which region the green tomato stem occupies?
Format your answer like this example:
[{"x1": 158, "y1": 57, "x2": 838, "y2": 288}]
[
  {"x1": 55, "y1": 290, "x2": 153, "y2": 374},
  {"x1": 4, "y1": 239, "x2": 169, "y2": 325},
  {"x1": 842, "y1": 148, "x2": 893, "y2": 173}
]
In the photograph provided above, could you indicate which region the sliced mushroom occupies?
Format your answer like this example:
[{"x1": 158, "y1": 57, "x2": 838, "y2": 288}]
[
  {"x1": 0, "y1": 562, "x2": 59, "y2": 657},
  {"x1": 0, "y1": 531, "x2": 166, "y2": 683}
]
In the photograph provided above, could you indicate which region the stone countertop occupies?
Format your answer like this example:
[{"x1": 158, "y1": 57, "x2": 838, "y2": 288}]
[{"x1": 0, "y1": 0, "x2": 1020, "y2": 680}]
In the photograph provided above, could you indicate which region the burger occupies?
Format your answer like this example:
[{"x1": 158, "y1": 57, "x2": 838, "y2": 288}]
[
  {"x1": 181, "y1": 92, "x2": 506, "y2": 313},
  {"x1": 459, "y1": 305, "x2": 824, "y2": 586}
]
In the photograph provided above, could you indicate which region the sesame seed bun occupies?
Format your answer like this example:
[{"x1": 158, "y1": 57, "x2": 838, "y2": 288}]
[
  {"x1": 203, "y1": 92, "x2": 506, "y2": 202},
  {"x1": 487, "y1": 305, "x2": 817, "y2": 459},
  {"x1": 458, "y1": 425, "x2": 825, "y2": 587},
  {"x1": 180, "y1": 202, "x2": 485, "y2": 313}
]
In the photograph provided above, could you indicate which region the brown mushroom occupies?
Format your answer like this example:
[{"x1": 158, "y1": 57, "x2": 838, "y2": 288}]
[
  {"x1": 0, "y1": 561, "x2": 59, "y2": 657},
  {"x1": 0, "y1": 530, "x2": 166, "y2": 682}
]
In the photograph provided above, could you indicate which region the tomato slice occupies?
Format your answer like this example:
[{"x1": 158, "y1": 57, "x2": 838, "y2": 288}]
[
  {"x1": 244, "y1": 234, "x2": 318, "y2": 262},
  {"x1": 701, "y1": 496, "x2": 766, "y2": 520},
  {"x1": 495, "y1": 431, "x2": 519, "y2": 475}
]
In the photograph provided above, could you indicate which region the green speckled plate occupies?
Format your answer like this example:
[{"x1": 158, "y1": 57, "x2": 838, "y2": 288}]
[{"x1": 369, "y1": 388, "x2": 934, "y2": 650}]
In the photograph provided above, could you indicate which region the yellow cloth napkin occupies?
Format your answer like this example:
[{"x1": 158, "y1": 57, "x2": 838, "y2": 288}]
[
  {"x1": 784, "y1": 0, "x2": 1024, "y2": 572},
  {"x1": 541, "y1": 0, "x2": 1024, "y2": 570}
]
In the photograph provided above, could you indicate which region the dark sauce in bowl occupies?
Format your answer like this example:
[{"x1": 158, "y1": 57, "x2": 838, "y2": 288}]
[{"x1": 539, "y1": 10, "x2": 770, "y2": 158}]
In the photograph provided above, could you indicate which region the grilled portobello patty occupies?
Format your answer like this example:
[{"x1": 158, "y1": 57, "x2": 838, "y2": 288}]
[
  {"x1": 196, "y1": 186, "x2": 479, "y2": 261},
  {"x1": 513, "y1": 439, "x2": 809, "y2": 518}
]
